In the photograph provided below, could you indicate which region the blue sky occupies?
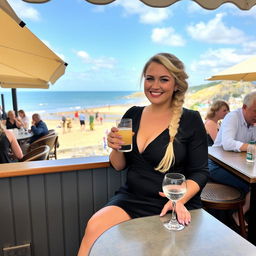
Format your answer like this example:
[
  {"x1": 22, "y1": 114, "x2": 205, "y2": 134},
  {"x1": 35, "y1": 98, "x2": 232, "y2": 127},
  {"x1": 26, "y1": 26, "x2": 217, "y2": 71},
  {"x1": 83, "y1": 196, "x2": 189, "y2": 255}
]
[{"x1": 6, "y1": 0, "x2": 256, "y2": 91}]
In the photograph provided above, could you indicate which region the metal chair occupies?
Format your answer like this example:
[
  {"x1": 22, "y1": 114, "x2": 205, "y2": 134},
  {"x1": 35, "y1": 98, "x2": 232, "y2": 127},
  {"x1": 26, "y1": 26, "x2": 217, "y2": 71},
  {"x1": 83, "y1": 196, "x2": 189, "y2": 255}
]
[
  {"x1": 28, "y1": 134, "x2": 58, "y2": 159},
  {"x1": 20, "y1": 145, "x2": 50, "y2": 162},
  {"x1": 201, "y1": 182, "x2": 247, "y2": 238},
  {"x1": 47, "y1": 129, "x2": 59, "y2": 159}
]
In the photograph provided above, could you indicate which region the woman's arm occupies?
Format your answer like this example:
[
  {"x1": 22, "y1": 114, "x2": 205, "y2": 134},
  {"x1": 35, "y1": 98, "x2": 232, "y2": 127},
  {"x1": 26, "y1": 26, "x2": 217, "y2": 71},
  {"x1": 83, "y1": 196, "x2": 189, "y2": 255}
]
[
  {"x1": 109, "y1": 150, "x2": 126, "y2": 171},
  {"x1": 205, "y1": 120, "x2": 218, "y2": 141},
  {"x1": 5, "y1": 130, "x2": 23, "y2": 159},
  {"x1": 14, "y1": 118, "x2": 22, "y2": 128}
]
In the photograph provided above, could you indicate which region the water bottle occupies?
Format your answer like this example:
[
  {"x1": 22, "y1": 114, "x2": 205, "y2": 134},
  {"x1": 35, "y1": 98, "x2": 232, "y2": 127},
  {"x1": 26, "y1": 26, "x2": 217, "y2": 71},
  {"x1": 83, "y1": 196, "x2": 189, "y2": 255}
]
[{"x1": 246, "y1": 141, "x2": 255, "y2": 163}]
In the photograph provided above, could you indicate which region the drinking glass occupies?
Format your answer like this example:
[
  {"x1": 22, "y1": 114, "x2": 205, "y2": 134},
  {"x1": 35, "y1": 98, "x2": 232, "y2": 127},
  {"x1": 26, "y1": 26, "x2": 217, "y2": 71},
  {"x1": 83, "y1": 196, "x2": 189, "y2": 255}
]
[
  {"x1": 116, "y1": 118, "x2": 132, "y2": 152},
  {"x1": 162, "y1": 173, "x2": 187, "y2": 231}
]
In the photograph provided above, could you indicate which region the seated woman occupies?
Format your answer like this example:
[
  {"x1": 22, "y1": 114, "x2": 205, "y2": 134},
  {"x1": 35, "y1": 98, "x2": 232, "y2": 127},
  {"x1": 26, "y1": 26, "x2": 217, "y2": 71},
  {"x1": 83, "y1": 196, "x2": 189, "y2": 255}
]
[
  {"x1": 0, "y1": 122, "x2": 23, "y2": 163},
  {"x1": 18, "y1": 109, "x2": 30, "y2": 129},
  {"x1": 77, "y1": 53, "x2": 209, "y2": 256},
  {"x1": 2, "y1": 110, "x2": 22, "y2": 129},
  {"x1": 204, "y1": 100, "x2": 230, "y2": 146}
]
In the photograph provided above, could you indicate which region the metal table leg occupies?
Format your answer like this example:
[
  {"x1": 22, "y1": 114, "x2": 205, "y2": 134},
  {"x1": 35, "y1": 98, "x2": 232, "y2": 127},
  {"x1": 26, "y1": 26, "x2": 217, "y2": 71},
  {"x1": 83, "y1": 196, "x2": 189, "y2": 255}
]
[{"x1": 248, "y1": 183, "x2": 256, "y2": 245}]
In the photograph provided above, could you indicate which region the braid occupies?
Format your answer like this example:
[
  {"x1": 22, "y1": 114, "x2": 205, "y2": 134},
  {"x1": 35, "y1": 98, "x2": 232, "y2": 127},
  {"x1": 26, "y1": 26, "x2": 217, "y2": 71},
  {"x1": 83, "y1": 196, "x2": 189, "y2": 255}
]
[{"x1": 155, "y1": 91, "x2": 185, "y2": 173}]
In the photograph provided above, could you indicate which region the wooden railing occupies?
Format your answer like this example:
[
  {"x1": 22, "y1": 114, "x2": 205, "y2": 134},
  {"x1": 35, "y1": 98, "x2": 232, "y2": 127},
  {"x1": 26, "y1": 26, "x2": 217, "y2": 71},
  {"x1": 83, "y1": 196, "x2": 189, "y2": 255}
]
[{"x1": 0, "y1": 157, "x2": 126, "y2": 256}]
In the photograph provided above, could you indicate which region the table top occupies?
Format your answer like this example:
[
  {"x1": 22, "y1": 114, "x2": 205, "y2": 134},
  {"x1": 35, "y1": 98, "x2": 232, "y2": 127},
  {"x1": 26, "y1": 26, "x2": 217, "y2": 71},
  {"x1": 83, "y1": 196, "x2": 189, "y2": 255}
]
[
  {"x1": 11, "y1": 129, "x2": 33, "y2": 141},
  {"x1": 208, "y1": 146, "x2": 256, "y2": 183},
  {"x1": 89, "y1": 209, "x2": 256, "y2": 256}
]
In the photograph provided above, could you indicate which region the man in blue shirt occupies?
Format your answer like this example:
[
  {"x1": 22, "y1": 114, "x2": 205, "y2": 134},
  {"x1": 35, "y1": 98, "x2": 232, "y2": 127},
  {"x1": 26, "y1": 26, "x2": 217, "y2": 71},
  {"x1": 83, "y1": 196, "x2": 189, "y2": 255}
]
[
  {"x1": 30, "y1": 113, "x2": 49, "y2": 143},
  {"x1": 209, "y1": 91, "x2": 256, "y2": 224}
]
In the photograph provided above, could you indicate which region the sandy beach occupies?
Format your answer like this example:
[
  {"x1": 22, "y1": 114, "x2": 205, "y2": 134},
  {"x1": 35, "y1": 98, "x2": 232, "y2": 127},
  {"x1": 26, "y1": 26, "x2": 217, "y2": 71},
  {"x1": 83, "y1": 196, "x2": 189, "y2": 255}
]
[{"x1": 44, "y1": 104, "x2": 138, "y2": 159}]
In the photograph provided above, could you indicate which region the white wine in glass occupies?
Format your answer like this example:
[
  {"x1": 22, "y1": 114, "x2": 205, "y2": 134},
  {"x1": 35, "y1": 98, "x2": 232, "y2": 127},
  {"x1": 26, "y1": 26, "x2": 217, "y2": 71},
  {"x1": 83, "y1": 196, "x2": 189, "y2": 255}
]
[{"x1": 162, "y1": 173, "x2": 187, "y2": 231}]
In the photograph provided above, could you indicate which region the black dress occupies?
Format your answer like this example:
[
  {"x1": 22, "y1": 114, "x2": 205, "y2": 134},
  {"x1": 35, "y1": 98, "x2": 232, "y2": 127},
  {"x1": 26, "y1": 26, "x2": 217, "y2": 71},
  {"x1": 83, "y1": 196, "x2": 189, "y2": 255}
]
[
  {"x1": 106, "y1": 106, "x2": 209, "y2": 218},
  {"x1": 6, "y1": 118, "x2": 18, "y2": 129},
  {"x1": 0, "y1": 133, "x2": 12, "y2": 163}
]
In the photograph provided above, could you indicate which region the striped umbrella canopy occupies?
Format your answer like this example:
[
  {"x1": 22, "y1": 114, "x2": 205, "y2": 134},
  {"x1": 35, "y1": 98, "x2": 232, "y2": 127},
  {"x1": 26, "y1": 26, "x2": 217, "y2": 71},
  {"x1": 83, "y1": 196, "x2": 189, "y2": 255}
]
[{"x1": 22, "y1": 0, "x2": 256, "y2": 10}]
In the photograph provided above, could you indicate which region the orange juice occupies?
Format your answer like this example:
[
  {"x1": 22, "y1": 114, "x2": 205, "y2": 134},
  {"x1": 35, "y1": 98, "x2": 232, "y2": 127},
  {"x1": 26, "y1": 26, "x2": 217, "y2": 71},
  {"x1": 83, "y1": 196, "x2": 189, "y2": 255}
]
[{"x1": 118, "y1": 128, "x2": 132, "y2": 152}]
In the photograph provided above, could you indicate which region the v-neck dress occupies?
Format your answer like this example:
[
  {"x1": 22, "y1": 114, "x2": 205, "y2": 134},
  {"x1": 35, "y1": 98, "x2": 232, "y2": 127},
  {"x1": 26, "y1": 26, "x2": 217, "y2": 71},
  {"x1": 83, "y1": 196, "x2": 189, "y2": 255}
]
[
  {"x1": 0, "y1": 133, "x2": 12, "y2": 163},
  {"x1": 106, "y1": 106, "x2": 209, "y2": 218}
]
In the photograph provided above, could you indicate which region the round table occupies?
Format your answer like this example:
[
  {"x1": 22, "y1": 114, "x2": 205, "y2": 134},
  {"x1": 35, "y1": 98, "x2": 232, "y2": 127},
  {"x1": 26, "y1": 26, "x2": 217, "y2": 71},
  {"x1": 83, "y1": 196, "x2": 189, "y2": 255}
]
[{"x1": 89, "y1": 209, "x2": 256, "y2": 256}]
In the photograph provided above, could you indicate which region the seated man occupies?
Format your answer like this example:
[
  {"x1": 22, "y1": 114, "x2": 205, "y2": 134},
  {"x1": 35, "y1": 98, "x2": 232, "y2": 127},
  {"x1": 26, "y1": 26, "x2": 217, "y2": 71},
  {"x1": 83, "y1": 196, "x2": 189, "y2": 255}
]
[
  {"x1": 209, "y1": 91, "x2": 256, "y2": 224},
  {"x1": 30, "y1": 113, "x2": 49, "y2": 144}
]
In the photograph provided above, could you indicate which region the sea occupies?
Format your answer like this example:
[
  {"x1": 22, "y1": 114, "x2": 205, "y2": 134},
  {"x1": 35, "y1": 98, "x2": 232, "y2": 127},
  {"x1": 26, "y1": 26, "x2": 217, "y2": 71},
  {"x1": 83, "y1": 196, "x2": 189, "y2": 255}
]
[{"x1": 0, "y1": 90, "x2": 145, "y2": 118}]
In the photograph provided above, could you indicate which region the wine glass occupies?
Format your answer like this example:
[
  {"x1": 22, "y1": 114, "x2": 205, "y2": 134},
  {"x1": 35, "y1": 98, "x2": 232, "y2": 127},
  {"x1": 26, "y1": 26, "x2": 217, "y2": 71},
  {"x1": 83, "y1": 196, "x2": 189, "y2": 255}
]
[{"x1": 162, "y1": 173, "x2": 187, "y2": 231}]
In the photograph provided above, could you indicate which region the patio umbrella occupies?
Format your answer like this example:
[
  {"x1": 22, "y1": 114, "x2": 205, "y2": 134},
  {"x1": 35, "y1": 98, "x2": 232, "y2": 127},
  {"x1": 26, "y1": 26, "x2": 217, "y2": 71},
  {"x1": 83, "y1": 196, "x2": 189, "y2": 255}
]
[
  {"x1": 0, "y1": 0, "x2": 67, "y2": 113},
  {"x1": 22, "y1": 0, "x2": 256, "y2": 10},
  {"x1": 207, "y1": 56, "x2": 256, "y2": 82}
]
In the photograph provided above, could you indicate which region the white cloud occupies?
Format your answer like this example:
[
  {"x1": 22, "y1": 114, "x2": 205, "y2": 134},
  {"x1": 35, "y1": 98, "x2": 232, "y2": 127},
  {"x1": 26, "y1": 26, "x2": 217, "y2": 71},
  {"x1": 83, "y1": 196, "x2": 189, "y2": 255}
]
[
  {"x1": 114, "y1": 0, "x2": 171, "y2": 24},
  {"x1": 187, "y1": 2, "x2": 209, "y2": 14},
  {"x1": 76, "y1": 50, "x2": 116, "y2": 70},
  {"x1": 190, "y1": 48, "x2": 252, "y2": 79},
  {"x1": 242, "y1": 41, "x2": 256, "y2": 54},
  {"x1": 224, "y1": 4, "x2": 256, "y2": 18},
  {"x1": 234, "y1": 6, "x2": 256, "y2": 18},
  {"x1": 187, "y1": 13, "x2": 247, "y2": 44},
  {"x1": 151, "y1": 27, "x2": 186, "y2": 47},
  {"x1": 8, "y1": 0, "x2": 40, "y2": 21}
]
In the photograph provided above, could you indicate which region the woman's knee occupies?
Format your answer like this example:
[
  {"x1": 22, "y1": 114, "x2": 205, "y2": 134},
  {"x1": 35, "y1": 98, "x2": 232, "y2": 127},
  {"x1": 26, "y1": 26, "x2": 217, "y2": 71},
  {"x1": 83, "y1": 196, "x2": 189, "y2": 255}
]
[
  {"x1": 85, "y1": 206, "x2": 130, "y2": 236},
  {"x1": 85, "y1": 213, "x2": 103, "y2": 236}
]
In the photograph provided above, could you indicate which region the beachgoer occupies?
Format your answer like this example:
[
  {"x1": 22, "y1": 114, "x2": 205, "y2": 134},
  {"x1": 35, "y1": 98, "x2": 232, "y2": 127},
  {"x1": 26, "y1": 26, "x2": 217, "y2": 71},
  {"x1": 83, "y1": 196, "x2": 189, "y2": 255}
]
[
  {"x1": 18, "y1": 109, "x2": 30, "y2": 129},
  {"x1": 74, "y1": 111, "x2": 79, "y2": 122},
  {"x1": 0, "y1": 122, "x2": 23, "y2": 163},
  {"x1": 66, "y1": 117, "x2": 72, "y2": 132},
  {"x1": 30, "y1": 113, "x2": 49, "y2": 144},
  {"x1": 95, "y1": 112, "x2": 99, "y2": 122},
  {"x1": 204, "y1": 100, "x2": 229, "y2": 146},
  {"x1": 89, "y1": 112, "x2": 94, "y2": 131},
  {"x1": 99, "y1": 114, "x2": 103, "y2": 125},
  {"x1": 79, "y1": 112, "x2": 86, "y2": 130},
  {"x1": 2, "y1": 110, "x2": 22, "y2": 129},
  {"x1": 77, "y1": 53, "x2": 209, "y2": 255},
  {"x1": 62, "y1": 115, "x2": 66, "y2": 133},
  {"x1": 210, "y1": 91, "x2": 256, "y2": 226}
]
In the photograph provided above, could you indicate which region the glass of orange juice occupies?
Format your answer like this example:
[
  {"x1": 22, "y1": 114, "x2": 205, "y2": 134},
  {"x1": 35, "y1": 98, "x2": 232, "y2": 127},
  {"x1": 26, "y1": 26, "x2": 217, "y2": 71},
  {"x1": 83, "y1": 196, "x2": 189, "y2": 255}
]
[{"x1": 116, "y1": 118, "x2": 132, "y2": 152}]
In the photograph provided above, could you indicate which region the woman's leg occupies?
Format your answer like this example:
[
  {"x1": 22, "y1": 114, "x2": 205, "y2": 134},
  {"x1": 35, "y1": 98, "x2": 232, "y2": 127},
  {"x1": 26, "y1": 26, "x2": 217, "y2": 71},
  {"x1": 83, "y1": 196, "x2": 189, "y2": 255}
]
[{"x1": 77, "y1": 205, "x2": 131, "y2": 256}]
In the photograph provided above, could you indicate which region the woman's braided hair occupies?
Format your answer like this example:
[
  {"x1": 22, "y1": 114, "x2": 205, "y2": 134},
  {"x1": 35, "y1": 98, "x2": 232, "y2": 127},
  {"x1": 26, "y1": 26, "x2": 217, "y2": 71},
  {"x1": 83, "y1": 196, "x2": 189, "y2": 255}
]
[{"x1": 142, "y1": 53, "x2": 189, "y2": 173}]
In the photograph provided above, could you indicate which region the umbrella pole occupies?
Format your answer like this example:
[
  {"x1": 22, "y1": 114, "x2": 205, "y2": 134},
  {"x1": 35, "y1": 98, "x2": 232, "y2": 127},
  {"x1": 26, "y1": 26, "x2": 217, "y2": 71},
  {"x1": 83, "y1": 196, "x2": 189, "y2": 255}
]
[
  {"x1": 1, "y1": 93, "x2": 6, "y2": 119},
  {"x1": 1, "y1": 93, "x2": 5, "y2": 112},
  {"x1": 11, "y1": 88, "x2": 18, "y2": 116}
]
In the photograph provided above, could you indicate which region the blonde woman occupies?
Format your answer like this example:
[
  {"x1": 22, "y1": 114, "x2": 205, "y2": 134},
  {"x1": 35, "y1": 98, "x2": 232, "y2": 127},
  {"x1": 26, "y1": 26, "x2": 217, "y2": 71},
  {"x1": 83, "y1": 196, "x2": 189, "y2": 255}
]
[
  {"x1": 205, "y1": 100, "x2": 230, "y2": 146},
  {"x1": 77, "y1": 53, "x2": 209, "y2": 255},
  {"x1": 3, "y1": 110, "x2": 22, "y2": 129},
  {"x1": 18, "y1": 109, "x2": 30, "y2": 129},
  {"x1": 0, "y1": 122, "x2": 23, "y2": 163}
]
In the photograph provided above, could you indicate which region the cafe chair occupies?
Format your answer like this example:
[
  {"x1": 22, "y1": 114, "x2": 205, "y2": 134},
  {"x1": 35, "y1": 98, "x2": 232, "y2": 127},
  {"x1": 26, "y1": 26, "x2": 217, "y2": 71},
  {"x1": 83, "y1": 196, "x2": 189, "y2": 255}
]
[
  {"x1": 201, "y1": 182, "x2": 247, "y2": 238},
  {"x1": 27, "y1": 134, "x2": 58, "y2": 160},
  {"x1": 47, "y1": 129, "x2": 59, "y2": 159},
  {"x1": 48, "y1": 129, "x2": 56, "y2": 135},
  {"x1": 20, "y1": 145, "x2": 50, "y2": 162}
]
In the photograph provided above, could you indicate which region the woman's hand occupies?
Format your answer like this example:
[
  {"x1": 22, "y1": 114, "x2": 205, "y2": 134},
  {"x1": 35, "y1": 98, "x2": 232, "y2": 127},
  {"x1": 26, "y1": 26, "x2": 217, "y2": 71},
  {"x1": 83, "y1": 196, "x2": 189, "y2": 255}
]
[
  {"x1": 107, "y1": 127, "x2": 123, "y2": 151},
  {"x1": 159, "y1": 192, "x2": 191, "y2": 225}
]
